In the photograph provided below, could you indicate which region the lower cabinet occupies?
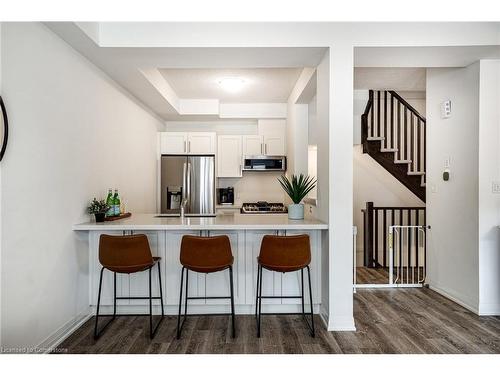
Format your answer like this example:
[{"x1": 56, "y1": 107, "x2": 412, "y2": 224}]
[
  {"x1": 205, "y1": 231, "x2": 246, "y2": 305},
  {"x1": 280, "y1": 230, "x2": 321, "y2": 305},
  {"x1": 165, "y1": 230, "x2": 205, "y2": 305},
  {"x1": 89, "y1": 229, "x2": 322, "y2": 311},
  {"x1": 89, "y1": 230, "x2": 165, "y2": 307},
  {"x1": 244, "y1": 230, "x2": 321, "y2": 306},
  {"x1": 244, "y1": 230, "x2": 282, "y2": 305}
]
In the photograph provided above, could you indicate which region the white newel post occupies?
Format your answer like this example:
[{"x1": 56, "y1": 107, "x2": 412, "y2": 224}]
[{"x1": 328, "y1": 44, "x2": 356, "y2": 331}]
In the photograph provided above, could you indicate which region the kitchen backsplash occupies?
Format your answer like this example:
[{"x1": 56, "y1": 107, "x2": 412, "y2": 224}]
[{"x1": 218, "y1": 172, "x2": 285, "y2": 204}]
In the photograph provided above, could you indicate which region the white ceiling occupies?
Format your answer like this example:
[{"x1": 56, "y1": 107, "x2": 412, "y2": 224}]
[
  {"x1": 45, "y1": 22, "x2": 326, "y2": 120},
  {"x1": 354, "y1": 46, "x2": 500, "y2": 67},
  {"x1": 44, "y1": 23, "x2": 500, "y2": 121},
  {"x1": 354, "y1": 68, "x2": 426, "y2": 91},
  {"x1": 160, "y1": 68, "x2": 302, "y2": 103}
]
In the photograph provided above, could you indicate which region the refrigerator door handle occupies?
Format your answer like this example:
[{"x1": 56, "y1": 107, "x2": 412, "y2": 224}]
[
  {"x1": 182, "y1": 162, "x2": 187, "y2": 200},
  {"x1": 186, "y1": 162, "x2": 192, "y2": 206}
]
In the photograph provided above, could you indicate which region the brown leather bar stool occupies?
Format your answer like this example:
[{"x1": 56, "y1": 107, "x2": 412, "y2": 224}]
[
  {"x1": 177, "y1": 235, "x2": 235, "y2": 339},
  {"x1": 255, "y1": 234, "x2": 315, "y2": 337},
  {"x1": 94, "y1": 234, "x2": 164, "y2": 339}
]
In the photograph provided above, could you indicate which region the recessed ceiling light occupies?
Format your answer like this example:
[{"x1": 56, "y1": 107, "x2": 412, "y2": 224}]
[{"x1": 217, "y1": 77, "x2": 246, "y2": 93}]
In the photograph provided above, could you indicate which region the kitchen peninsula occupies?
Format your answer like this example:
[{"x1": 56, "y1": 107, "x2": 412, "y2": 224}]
[{"x1": 73, "y1": 214, "x2": 328, "y2": 316}]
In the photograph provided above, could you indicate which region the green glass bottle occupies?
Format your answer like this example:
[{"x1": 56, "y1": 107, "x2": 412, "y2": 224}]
[
  {"x1": 113, "y1": 189, "x2": 121, "y2": 216},
  {"x1": 105, "y1": 189, "x2": 114, "y2": 217}
]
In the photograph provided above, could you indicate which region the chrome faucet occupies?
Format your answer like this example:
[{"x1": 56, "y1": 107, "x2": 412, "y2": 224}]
[{"x1": 180, "y1": 198, "x2": 188, "y2": 218}]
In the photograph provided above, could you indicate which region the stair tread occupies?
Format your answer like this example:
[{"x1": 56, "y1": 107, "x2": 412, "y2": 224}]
[
  {"x1": 367, "y1": 136, "x2": 385, "y2": 140},
  {"x1": 408, "y1": 171, "x2": 425, "y2": 175},
  {"x1": 381, "y1": 148, "x2": 398, "y2": 152},
  {"x1": 394, "y1": 160, "x2": 411, "y2": 164}
]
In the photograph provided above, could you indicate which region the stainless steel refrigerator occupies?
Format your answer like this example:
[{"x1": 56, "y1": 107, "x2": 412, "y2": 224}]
[{"x1": 160, "y1": 155, "x2": 215, "y2": 216}]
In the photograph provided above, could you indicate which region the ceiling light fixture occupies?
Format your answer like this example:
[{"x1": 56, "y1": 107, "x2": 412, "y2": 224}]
[{"x1": 217, "y1": 77, "x2": 246, "y2": 93}]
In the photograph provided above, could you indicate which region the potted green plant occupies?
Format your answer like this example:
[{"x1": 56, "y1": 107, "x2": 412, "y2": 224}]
[
  {"x1": 87, "y1": 198, "x2": 110, "y2": 223},
  {"x1": 278, "y1": 174, "x2": 317, "y2": 220}
]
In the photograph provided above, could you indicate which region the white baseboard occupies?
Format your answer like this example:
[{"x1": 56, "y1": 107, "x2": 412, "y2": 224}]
[
  {"x1": 428, "y1": 284, "x2": 479, "y2": 314},
  {"x1": 37, "y1": 310, "x2": 92, "y2": 354},
  {"x1": 319, "y1": 306, "x2": 329, "y2": 329},
  {"x1": 478, "y1": 302, "x2": 500, "y2": 316},
  {"x1": 327, "y1": 315, "x2": 356, "y2": 331}
]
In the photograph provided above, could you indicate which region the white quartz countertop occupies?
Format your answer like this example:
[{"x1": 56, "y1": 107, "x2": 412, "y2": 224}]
[{"x1": 73, "y1": 213, "x2": 328, "y2": 231}]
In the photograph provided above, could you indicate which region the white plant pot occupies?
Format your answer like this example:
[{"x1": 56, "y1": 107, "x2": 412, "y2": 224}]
[{"x1": 288, "y1": 203, "x2": 304, "y2": 220}]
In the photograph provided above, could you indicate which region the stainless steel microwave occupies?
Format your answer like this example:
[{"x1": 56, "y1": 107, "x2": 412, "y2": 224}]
[{"x1": 242, "y1": 155, "x2": 286, "y2": 171}]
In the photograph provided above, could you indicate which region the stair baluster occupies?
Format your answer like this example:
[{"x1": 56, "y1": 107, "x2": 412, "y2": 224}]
[{"x1": 361, "y1": 89, "x2": 426, "y2": 202}]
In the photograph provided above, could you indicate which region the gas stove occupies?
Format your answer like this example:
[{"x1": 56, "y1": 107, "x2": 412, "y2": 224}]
[{"x1": 240, "y1": 201, "x2": 287, "y2": 214}]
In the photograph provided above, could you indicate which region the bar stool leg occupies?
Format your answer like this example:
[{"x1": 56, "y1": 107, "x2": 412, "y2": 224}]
[
  {"x1": 113, "y1": 272, "x2": 117, "y2": 317},
  {"x1": 94, "y1": 267, "x2": 104, "y2": 339},
  {"x1": 176, "y1": 267, "x2": 185, "y2": 339},
  {"x1": 301, "y1": 268, "x2": 305, "y2": 316},
  {"x1": 257, "y1": 265, "x2": 263, "y2": 338},
  {"x1": 94, "y1": 267, "x2": 116, "y2": 339},
  {"x1": 307, "y1": 266, "x2": 315, "y2": 338},
  {"x1": 255, "y1": 263, "x2": 260, "y2": 317},
  {"x1": 148, "y1": 267, "x2": 153, "y2": 338},
  {"x1": 158, "y1": 262, "x2": 165, "y2": 318},
  {"x1": 184, "y1": 269, "x2": 189, "y2": 319},
  {"x1": 229, "y1": 265, "x2": 236, "y2": 338}
]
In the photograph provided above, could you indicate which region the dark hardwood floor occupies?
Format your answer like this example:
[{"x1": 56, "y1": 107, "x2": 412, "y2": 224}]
[
  {"x1": 55, "y1": 287, "x2": 500, "y2": 354},
  {"x1": 356, "y1": 267, "x2": 389, "y2": 284}
]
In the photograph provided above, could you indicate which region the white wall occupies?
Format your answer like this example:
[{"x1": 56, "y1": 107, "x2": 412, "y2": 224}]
[
  {"x1": 478, "y1": 60, "x2": 500, "y2": 315},
  {"x1": 0, "y1": 23, "x2": 163, "y2": 349},
  {"x1": 426, "y1": 64, "x2": 480, "y2": 312},
  {"x1": 286, "y1": 68, "x2": 315, "y2": 176},
  {"x1": 314, "y1": 52, "x2": 331, "y2": 324},
  {"x1": 0, "y1": 21, "x2": 3, "y2": 348}
]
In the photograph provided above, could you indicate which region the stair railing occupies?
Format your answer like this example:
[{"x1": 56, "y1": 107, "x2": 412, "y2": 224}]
[
  {"x1": 362, "y1": 202, "x2": 426, "y2": 270},
  {"x1": 362, "y1": 90, "x2": 426, "y2": 187}
]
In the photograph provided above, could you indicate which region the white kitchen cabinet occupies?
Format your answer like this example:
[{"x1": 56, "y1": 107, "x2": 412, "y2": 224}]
[
  {"x1": 165, "y1": 230, "x2": 206, "y2": 305},
  {"x1": 244, "y1": 230, "x2": 282, "y2": 305},
  {"x1": 127, "y1": 231, "x2": 165, "y2": 306},
  {"x1": 263, "y1": 135, "x2": 285, "y2": 155},
  {"x1": 280, "y1": 230, "x2": 321, "y2": 305},
  {"x1": 160, "y1": 132, "x2": 215, "y2": 155},
  {"x1": 89, "y1": 230, "x2": 165, "y2": 308},
  {"x1": 217, "y1": 135, "x2": 242, "y2": 177},
  {"x1": 160, "y1": 132, "x2": 188, "y2": 154},
  {"x1": 242, "y1": 120, "x2": 286, "y2": 157},
  {"x1": 243, "y1": 135, "x2": 263, "y2": 156},
  {"x1": 187, "y1": 132, "x2": 216, "y2": 154},
  {"x1": 86, "y1": 227, "x2": 323, "y2": 314},
  {"x1": 205, "y1": 231, "x2": 246, "y2": 305}
]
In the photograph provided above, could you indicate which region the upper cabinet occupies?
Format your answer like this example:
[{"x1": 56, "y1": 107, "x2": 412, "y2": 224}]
[
  {"x1": 160, "y1": 132, "x2": 216, "y2": 155},
  {"x1": 186, "y1": 132, "x2": 216, "y2": 154},
  {"x1": 217, "y1": 135, "x2": 242, "y2": 178},
  {"x1": 242, "y1": 120, "x2": 286, "y2": 156},
  {"x1": 263, "y1": 135, "x2": 285, "y2": 155},
  {"x1": 243, "y1": 135, "x2": 263, "y2": 156},
  {"x1": 160, "y1": 132, "x2": 188, "y2": 154}
]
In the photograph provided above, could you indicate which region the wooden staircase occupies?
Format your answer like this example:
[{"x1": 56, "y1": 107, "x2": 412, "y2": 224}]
[{"x1": 362, "y1": 90, "x2": 426, "y2": 202}]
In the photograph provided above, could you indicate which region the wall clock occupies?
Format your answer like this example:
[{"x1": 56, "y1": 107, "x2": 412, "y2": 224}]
[{"x1": 0, "y1": 96, "x2": 8, "y2": 161}]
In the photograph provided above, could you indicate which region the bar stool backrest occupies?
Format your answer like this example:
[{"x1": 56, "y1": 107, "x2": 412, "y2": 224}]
[
  {"x1": 180, "y1": 235, "x2": 232, "y2": 270},
  {"x1": 259, "y1": 234, "x2": 311, "y2": 270},
  {"x1": 99, "y1": 234, "x2": 153, "y2": 273}
]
